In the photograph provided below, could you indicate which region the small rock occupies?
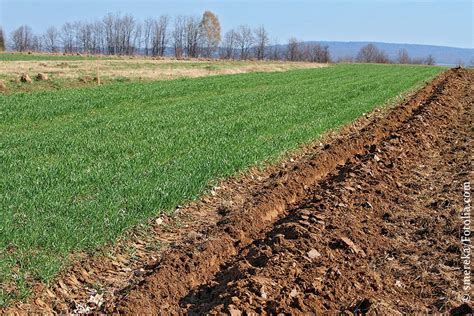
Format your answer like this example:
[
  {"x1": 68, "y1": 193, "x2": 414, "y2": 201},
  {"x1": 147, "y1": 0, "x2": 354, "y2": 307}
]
[
  {"x1": 230, "y1": 296, "x2": 240, "y2": 303},
  {"x1": 188, "y1": 231, "x2": 203, "y2": 239},
  {"x1": 363, "y1": 201, "x2": 373, "y2": 209},
  {"x1": 339, "y1": 236, "x2": 366, "y2": 256},
  {"x1": 0, "y1": 80, "x2": 6, "y2": 92},
  {"x1": 155, "y1": 217, "x2": 163, "y2": 225},
  {"x1": 87, "y1": 293, "x2": 104, "y2": 307},
  {"x1": 20, "y1": 74, "x2": 32, "y2": 83},
  {"x1": 290, "y1": 288, "x2": 298, "y2": 298},
  {"x1": 307, "y1": 249, "x2": 321, "y2": 259},
  {"x1": 36, "y1": 73, "x2": 49, "y2": 81},
  {"x1": 228, "y1": 307, "x2": 242, "y2": 316},
  {"x1": 260, "y1": 286, "x2": 268, "y2": 299},
  {"x1": 373, "y1": 154, "x2": 381, "y2": 162}
]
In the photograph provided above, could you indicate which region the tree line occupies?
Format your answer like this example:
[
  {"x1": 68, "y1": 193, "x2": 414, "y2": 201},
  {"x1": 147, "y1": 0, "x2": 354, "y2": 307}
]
[
  {"x1": 0, "y1": 12, "x2": 439, "y2": 65},
  {"x1": 1, "y1": 12, "x2": 331, "y2": 63}
]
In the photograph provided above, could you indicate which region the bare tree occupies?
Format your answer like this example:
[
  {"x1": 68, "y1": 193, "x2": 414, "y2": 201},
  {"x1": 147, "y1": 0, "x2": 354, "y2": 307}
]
[
  {"x1": 11, "y1": 25, "x2": 34, "y2": 52},
  {"x1": 268, "y1": 38, "x2": 281, "y2": 60},
  {"x1": 173, "y1": 15, "x2": 186, "y2": 58},
  {"x1": 221, "y1": 29, "x2": 237, "y2": 59},
  {"x1": 31, "y1": 34, "x2": 43, "y2": 51},
  {"x1": 356, "y1": 43, "x2": 389, "y2": 63},
  {"x1": 184, "y1": 15, "x2": 201, "y2": 58},
  {"x1": 143, "y1": 18, "x2": 153, "y2": 56},
  {"x1": 42, "y1": 26, "x2": 60, "y2": 52},
  {"x1": 91, "y1": 21, "x2": 104, "y2": 54},
  {"x1": 235, "y1": 25, "x2": 254, "y2": 60},
  {"x1": 151, "y1": 15, "x2": 169, "y2": 56},
  {"x1": 286, "y1": 37, "x2": 302, "y2": 61},
  {"x1": 101, "y1": 13, "x2": 141, "y2": 55},
  {"x1": 61, "y1": 22, "x2": 77, "y2": 53},
  {"x1": 102, "y1": 13, "x2": 116, "y2": 54},
  {"x1": 254, "y1": 26, "x2": 269, "y2": 60},
  {"x1": 424, "y1": 54, "x2": 435, "y2": 65},
  {"x1": 305, "y1": 43, "x2": 330, "y2": 63},
  {"x1": 0, "y1": 26, "x2": 5, "y2": 51},
  {"x1": 200, "y1": 11, "x2": 221, "y2": 58},
  {"x1": 397, "y1": 48, "x2": 411, "y2": 64}
]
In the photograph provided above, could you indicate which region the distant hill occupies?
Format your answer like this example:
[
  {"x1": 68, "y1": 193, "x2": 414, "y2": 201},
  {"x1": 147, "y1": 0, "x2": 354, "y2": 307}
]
[
  {"x1": 296, "y1": 41, "x2": 473, "y2": 66},
  {"x1": 143, "y1": 41, "x2": 473, "y2": 66}
]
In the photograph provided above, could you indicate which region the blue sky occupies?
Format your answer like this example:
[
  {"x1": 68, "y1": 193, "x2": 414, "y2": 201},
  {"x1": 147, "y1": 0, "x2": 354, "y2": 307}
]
[{"x1": 0, "y1": 0, "x2": 472, "y2": 48}]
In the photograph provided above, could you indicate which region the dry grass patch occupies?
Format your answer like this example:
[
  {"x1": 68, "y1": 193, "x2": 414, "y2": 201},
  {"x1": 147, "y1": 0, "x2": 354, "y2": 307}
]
[{"x1": 0, "y1": 57, "x2": 326, "y2": 93}]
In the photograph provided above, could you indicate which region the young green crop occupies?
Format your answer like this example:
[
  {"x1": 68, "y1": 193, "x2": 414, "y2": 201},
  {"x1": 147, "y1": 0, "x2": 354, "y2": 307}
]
[{"x1": 0, "y1": 64, "x2": 443, "y2": 302}]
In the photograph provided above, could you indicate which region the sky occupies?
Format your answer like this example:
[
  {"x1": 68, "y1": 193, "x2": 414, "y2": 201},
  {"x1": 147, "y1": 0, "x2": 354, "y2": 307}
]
[{"x1": 0, "y1": 0, "x2": 472, "y2": 48}]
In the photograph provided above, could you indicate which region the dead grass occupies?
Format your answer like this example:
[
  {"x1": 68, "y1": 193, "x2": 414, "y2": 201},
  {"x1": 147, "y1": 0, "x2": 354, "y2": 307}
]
[{"x1": 0, "y1": 57, "x2": 326, "y2": 93}]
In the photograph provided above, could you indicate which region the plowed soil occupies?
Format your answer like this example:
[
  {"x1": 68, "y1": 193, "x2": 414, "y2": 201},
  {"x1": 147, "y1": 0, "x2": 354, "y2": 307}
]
[
  {"x1": 5, "y1": 68, "x2": 472, "y2": 314},
  {"x1": 109, "y1": 68, "x2": 472, "y2": 314}
]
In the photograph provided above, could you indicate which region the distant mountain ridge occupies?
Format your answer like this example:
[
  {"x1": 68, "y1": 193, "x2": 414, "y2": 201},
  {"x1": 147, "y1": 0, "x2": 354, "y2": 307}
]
[{"x1": 297, "y1": 41, "x2": 473, "y2": 65}]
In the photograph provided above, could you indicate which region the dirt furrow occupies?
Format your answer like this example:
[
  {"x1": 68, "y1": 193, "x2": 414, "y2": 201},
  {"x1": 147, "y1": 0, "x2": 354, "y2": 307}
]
[
  {"x1": 183, "y1": 68, "x2": 473, "y2": 314},
  {"x1": 109, "y1": 69, "x2": 471, "y2": 314}
]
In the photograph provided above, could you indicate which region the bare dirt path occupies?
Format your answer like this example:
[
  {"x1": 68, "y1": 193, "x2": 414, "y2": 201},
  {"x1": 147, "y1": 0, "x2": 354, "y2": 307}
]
[
  {"x1": 107, "y1": 68, "x2": 472, "y2": 314},
  {"x1": 5, "y1": 68, "x2": 472, "y2": 314}
]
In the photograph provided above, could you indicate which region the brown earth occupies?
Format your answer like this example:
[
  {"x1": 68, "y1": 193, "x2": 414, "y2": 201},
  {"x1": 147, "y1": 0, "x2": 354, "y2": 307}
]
[{"x1": 4, "y1": 68, "x2": 472, "y2": 314}]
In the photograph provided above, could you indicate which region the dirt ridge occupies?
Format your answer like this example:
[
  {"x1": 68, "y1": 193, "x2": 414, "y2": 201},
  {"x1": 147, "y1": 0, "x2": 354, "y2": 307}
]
[{"x1": 110, "y1": 69, "x2": 468, "y2": 314}]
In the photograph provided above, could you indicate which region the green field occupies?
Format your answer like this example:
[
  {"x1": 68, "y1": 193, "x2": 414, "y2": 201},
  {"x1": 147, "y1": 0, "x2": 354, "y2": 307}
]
[{"x1": 0, "y1": 64, "x2": 443, "y2": 301}]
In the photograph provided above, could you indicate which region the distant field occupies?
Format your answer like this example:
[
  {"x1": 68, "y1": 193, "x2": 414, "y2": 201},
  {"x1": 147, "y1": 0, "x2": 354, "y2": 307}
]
[
  {"x1": 0, "y1": 64, "x2": 443, "y2": 302},
  {"x1": 0, "y1": 52, "x2": 116, "y2": 61},
  {"x1": 0, "y1": 53, "x2": 325, "y2": 93}
]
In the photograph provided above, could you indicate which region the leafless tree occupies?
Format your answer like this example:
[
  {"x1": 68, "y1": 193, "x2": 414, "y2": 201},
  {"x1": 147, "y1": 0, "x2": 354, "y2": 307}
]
[
  {"x1": 0, "y1": 26, "x2": 5, "y2": 51},
  {"x1": 397, "y1": 48, "x2": 411, "y2": 64},
  {"x1": 101, "y1": 13, "x2": 141, "y2": 55},
  {"x1": 268, "y1": 38, "x2": 281, "y2": 60},
  {"x1": 78, "y1": 22, "x2": 95, "y2": 53},
  {"x1": 286, "y1": 37, "x2": 302, "y2": 61},
  {"x1": 151, "y1": 16, "x2": 169, "y2": 56},
  {"x1": 173, "y1": 15, "x2": 186, "y2": 58},
  {"x1": 184, "y1": 15, "x2": 201, "y2": 58},
  {"x1": 11, "y1": 25, "x2": 34, "y2": 52},
  {"x1": 42, "y1": 26, "x2": 60, "y2": 52},
  {"x1": 221, "y1": 29, "x2": 237, "y2": 59},
  {"x1": 254, "y1": 26, "x2": 269, "y2": 60},
  {"x1": 356, "y1": 43, "x2": 390, "y2": 63},
  {"x1": 304, "y1": 43, "x2": 330, "y2": 63},
  {"x1": 424, "y1": 54, "x2": 435, "y2": 65},
  {"x1": 200, "y1": 11, "x2": 221, "y2": 58},
  {"x1": 31, "y1": 34, "x2": 43, "y2": 51},
  {"x1": 235, "y1": 25, "x2": 254, "y2": 60},
  {"x1": 103, "y1": 13, "x2": 116, "y2": 54},
  {"x1": 143, "y1": 18, "x2": 153, "y2": 56},
  {"x1": 91, "y1": 21, "x2": 104, "y2": 53},
  {"x1": 61, "y1": 22, "x2": 77, "y2": 53}
]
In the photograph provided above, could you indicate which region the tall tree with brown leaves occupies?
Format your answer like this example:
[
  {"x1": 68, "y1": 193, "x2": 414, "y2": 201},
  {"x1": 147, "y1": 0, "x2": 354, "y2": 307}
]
[{"x1": 200, "y1": 11, "x2": 221, "y2": 58}]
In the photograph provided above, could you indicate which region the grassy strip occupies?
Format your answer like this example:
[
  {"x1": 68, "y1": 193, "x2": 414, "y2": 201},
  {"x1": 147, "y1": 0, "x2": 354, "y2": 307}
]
[
  {"x1": 0, "y1": 64, "x2": 444, "y2": 303},
  {"x1": 0, "y1": 52, "x2": 117, "y2": 61}
]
